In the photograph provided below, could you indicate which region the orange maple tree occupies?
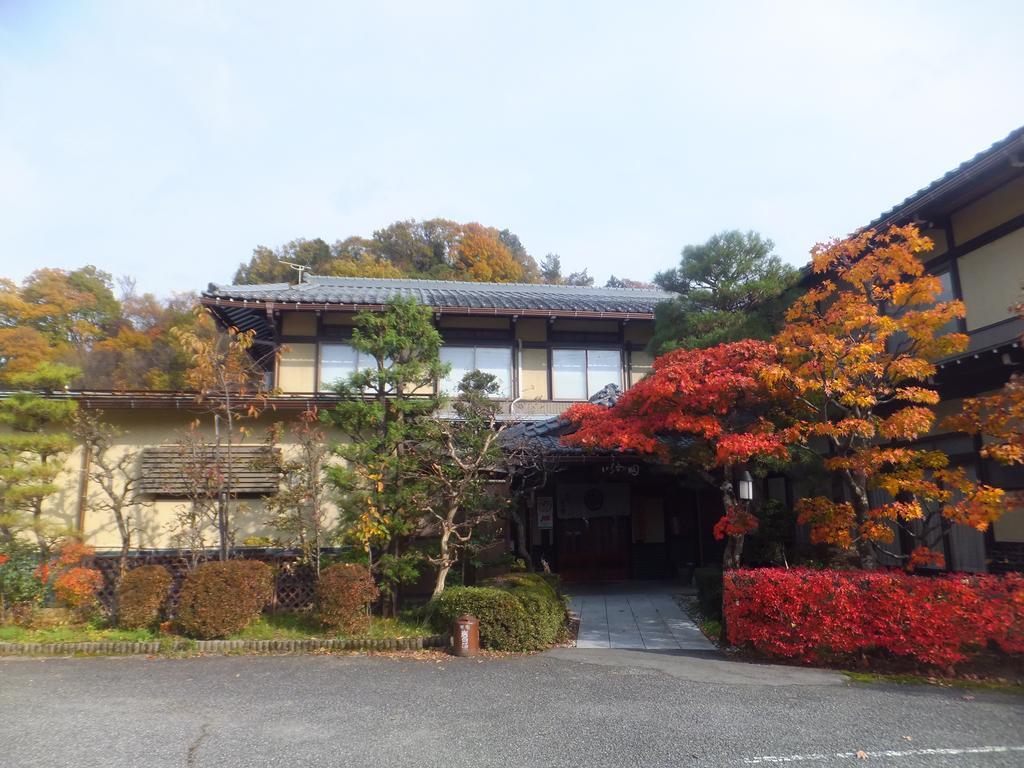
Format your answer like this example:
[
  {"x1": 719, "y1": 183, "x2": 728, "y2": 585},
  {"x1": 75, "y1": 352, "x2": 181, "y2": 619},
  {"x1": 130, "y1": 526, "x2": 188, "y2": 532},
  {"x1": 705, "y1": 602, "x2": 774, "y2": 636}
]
[
  {"x1": 562, "y1": 340, "x2": 791, "y2": 568},
  {"x1": 763, "y1": 225, "x2": 1005, "y2": 569},
  {"x1": 450, "y1": 222, "x2": 524, "y2": 283},
  {"x1": 945, "y1": 300, "x2": 1024, "y2": 473},
  {"x1": 172, "y1": 312, "x2": 278, "y2": 560}
]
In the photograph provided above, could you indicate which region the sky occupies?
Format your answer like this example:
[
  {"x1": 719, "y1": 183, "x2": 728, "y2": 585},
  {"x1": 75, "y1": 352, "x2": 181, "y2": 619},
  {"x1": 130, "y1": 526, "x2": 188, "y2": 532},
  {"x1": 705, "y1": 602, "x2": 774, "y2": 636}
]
[{"x1": 1, "y1": 1, "x2": 1023, "y2": 296}]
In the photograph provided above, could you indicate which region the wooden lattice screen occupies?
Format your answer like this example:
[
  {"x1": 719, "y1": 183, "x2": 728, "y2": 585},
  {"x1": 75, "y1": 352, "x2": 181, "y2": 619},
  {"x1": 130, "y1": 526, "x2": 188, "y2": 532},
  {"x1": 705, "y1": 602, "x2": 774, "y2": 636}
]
[
  {"x1": 94, "y1": 553, "x2": 317, "y2": 616},
  {"x1": 137, "y1": 446, "x2": 280, "y2": 496}
]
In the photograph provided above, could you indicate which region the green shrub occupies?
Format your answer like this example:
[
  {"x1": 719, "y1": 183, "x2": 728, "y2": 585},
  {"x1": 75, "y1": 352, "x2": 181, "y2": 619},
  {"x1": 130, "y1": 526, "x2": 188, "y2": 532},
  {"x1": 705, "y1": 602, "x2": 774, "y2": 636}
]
[
  {"x1": 316, "y1": 563, "x2": 379, "y2": 633},
  {"x1": 176, "y1": 560, "x2": 273, "y2": 639},
  {"x1": 695, "y1": 567, "x2": 723, "y2": 620},
  {"x1": 426, "y1": 586, "x2": 536, "y2": 651},
  {"x1": 485, "y1": 572, "x2": 567, "y2": 646},
  {"x1": 116, "y1": 565, "x2": 172, "y2": 630},
  {"x1": 0, "y1": 539, "x2": 46, "y2": 617}
]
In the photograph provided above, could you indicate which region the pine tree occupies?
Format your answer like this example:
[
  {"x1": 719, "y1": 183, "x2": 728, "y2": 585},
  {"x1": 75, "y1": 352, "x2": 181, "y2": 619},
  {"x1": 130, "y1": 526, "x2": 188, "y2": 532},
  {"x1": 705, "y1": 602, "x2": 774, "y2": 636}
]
[
  {"x1": 324, "y1": 297, "x2": 446, "y2": 613},
  {"x1": 0, "y1": 364, "x2": 78, "y2": 558}
]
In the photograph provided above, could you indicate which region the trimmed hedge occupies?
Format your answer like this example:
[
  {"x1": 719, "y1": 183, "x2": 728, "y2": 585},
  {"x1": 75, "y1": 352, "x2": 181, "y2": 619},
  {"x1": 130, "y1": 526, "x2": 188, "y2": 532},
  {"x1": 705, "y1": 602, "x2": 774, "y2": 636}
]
[
  {"x1": 427, "y1": 572, "x2": 568, "y2": 651},
  {"x1": 485, "y1": 572, "x2": 567, "y2": 646},
  {"x1": 725, "y1": 568, "x2": 1024, "y2": 669},
  {"x1": 316, "y1": 563, "x2": 379, "y2": 633},
  {"x1": 427, "y1": 587, "x2": 536, "y2": 651},
  {"x1": 176, "y1": 560, "x2": 274, "y2": 639},
  {"x1": 117, "y1": 565, "x2": 172, "y2": 629},
  {"x1": 694, "y1": 567, "x2": 723, "y2": 620}
]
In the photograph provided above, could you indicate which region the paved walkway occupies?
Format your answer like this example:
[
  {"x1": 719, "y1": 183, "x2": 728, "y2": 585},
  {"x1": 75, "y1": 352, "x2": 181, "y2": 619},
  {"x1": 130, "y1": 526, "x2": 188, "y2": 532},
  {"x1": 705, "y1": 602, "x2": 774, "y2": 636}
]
[{"x1": 566, "y1": 582, "x2": 716, "y2": 651}]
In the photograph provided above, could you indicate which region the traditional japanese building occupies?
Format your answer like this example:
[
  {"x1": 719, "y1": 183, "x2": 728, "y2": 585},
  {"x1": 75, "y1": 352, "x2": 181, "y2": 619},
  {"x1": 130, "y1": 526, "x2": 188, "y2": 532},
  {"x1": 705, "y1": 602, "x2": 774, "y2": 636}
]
[
  {"x1": 856, "y1": 126, "x2": 1024, "y2": 572},
  {"x1": 11, "y1": 126, "x2": 1024, "y2": 579}
]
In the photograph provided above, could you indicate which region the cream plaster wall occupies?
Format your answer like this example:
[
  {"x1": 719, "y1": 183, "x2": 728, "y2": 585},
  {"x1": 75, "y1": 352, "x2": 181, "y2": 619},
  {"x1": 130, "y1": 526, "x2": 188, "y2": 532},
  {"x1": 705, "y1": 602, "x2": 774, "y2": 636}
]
[
  {"x1": 624, "y1": 322, "x2": 654, "y2": 345},
  {"x1": 551, "y1": 319, "x2": 618, "y2": 334},
  {"x1": 514, "y1": 318, "x2": 547, "y2": 342},
  {"x1": 993, "y1": 505, "x2": 1024, "y2": 543},
  {"x1": 922, "y1": 227, "x2": 948, "y2": 259},
  {"x1": 26, "y1": 409, "x2": 347, "y2": 552},
  {"x1": 439, "y1": 316, "x2": 509, "y2": 330},
  {"x1": 281, "y1": 312, "x2": 317, "y2": 336},
  {"x1": 951, "y1": 175, "x2": 1024, "y2": 245},
  {"x1": 957, "y1": 227, "x2": 1024, "y2": 330}
]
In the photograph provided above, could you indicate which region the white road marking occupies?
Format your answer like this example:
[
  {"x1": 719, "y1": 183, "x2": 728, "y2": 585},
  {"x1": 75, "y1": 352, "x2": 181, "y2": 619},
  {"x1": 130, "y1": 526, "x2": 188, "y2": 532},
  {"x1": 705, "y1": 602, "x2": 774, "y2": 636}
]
[{"x1": 742, "y1": 745, "x2": 1024, "y2": 764}]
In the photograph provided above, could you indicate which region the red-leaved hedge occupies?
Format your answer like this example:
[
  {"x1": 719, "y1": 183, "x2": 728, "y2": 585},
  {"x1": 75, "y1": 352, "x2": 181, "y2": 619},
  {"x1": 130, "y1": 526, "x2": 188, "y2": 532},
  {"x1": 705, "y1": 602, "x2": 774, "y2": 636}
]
[{"x1": 724, "y1": 568, "x2": 1024, "y2": 668}]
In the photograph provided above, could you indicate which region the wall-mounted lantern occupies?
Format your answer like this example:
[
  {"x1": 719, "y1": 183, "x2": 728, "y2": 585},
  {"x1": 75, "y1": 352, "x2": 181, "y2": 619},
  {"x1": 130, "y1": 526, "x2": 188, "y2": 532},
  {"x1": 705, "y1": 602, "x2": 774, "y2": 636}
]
[{"x1": 737, "y1": 470, "x2": 754, "y2": 501}]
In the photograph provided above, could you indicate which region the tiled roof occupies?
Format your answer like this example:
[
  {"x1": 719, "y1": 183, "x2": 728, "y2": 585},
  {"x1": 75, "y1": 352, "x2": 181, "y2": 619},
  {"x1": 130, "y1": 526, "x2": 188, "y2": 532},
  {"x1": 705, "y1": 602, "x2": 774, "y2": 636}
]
[
  {"x1": 204, "y1": 276, "x2": 674, "y2": 315},
  {"x1": 866, "y1": 124, "x2": 1024, "y2": 230},
  {"x1": 500, "y1": 384, "x2": 697, "y2": 456},
  {"x1": 501, "y1": 384, "x2": 624, "y2": 455}
]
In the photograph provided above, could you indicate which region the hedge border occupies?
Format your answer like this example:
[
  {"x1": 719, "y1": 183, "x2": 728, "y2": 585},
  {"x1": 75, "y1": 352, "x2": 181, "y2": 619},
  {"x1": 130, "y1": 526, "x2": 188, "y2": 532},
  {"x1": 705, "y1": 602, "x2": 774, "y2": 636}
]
[{"x1": 0, "y1": 635, "x2": 448, "y2": 657}]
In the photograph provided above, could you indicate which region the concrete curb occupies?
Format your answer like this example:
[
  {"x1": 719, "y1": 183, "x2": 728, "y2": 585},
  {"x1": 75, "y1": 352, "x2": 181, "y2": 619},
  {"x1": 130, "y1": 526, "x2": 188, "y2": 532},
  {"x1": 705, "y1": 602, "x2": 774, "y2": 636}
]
[{"x1": 0, "y1": 634, "x2": 449, "y2": 657}]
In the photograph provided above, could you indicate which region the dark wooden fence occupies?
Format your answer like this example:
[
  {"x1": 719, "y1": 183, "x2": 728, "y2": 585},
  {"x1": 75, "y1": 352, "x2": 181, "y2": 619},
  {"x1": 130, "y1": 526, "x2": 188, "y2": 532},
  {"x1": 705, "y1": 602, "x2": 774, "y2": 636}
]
[{"x1": 94, "y1": 550, "x2": 317, "y2": 616}]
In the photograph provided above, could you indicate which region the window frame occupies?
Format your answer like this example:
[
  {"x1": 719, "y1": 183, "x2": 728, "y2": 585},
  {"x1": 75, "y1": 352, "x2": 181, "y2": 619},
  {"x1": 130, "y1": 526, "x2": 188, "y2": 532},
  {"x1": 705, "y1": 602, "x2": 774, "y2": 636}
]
[
  {"x1": 550, "y1": 346, "x2": 623, "y2": 401},
  {"x1": 318, "y1": 341, "x2": 374, "y2": 393},
  {"x1": 439, "y1": 343, "x2": 514, "y2": 398}
]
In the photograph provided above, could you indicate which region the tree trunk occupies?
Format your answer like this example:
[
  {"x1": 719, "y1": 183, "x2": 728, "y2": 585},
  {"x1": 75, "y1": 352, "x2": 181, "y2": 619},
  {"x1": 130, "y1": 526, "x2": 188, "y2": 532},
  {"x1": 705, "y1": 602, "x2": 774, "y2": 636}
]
[
  {"x1": 509, "y1": 506, "x2": 532, "y2": 570},
  {"x1": 717, "y1": 473, "x2": 743, "y2": 571},
  {"x1": 844, "y1": 470, "x2": 877, "y2": 570},
  {"x1": 433, "y1": 564, "x2": 451, "y2": 599},
  {"x1": 116, "y1": 512, "x2": 131, "y2": 586},
  {"x1": 723, "y1": 533, "x2": 745, "y2": 571},
  {"x1": 433, "y1": 522, "x2": 454, "y2": 598}
]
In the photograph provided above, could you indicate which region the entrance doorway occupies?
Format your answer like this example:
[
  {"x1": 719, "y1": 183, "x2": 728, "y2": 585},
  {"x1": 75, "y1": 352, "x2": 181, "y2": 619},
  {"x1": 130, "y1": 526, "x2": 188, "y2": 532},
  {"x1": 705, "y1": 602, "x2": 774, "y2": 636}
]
[
  {"x1": 555, "y1": 482, "x2": 630, "y2": 580},
  {"x1": 557, "y1": 515, "x2": 630, "y2": 580}
]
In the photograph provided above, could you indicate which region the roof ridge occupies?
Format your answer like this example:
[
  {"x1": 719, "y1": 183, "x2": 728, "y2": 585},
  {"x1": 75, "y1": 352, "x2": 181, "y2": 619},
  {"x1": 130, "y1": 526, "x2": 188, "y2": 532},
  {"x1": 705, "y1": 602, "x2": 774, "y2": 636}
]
[{"x1": 300, "y1": 275, "x2": 670, "y2": 293}]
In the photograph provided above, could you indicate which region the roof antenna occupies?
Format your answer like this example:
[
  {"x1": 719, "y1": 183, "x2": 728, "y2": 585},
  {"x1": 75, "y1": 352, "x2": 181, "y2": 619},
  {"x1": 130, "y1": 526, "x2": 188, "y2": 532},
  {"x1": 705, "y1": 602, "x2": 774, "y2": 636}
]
[{"x1": 278, "y1": 259, "x2": 310, "y2": 285}]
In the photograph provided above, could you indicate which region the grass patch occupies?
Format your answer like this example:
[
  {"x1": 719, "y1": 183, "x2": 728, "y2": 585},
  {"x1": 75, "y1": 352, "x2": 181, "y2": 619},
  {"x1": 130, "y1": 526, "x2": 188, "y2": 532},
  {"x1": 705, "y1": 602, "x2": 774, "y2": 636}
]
[
  {"x1": 0, "y1": 611, "x2": 433, "y2": 645},
  {"x1": 699, "y1": 618, "x2": 722, "y2": 644},
  {"x1": 845, "y1": 670, "x2": 1024, "y2": 695},
  {"x1": 228, "y1": 613, "x2": 432, "y2": 641},
  {"x1": 0, "y1": 624, "x2": 155, "y2": 644}
]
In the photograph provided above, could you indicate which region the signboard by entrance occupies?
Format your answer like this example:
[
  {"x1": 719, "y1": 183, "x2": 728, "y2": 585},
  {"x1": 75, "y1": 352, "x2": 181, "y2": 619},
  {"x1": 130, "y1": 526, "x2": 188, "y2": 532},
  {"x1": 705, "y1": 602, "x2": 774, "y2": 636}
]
[{"x1": 536, "y1": 497, "x2": 554, "y2": 529}]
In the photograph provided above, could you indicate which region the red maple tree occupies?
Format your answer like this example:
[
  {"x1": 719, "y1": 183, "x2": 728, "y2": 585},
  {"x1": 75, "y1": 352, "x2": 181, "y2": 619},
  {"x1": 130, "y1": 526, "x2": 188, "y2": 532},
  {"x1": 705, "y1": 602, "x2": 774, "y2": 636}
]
[{"x1": 562, "y1": 340, "x2": 790, "y2": 568}]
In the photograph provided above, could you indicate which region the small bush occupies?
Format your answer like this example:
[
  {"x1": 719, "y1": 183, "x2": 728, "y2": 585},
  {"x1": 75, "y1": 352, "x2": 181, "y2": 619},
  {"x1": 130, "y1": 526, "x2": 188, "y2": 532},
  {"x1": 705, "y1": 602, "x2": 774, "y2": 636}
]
[
  {"x1": 27, "y1": 607, "x2": 74, "y2": 630},
  {"x1": 486, "y1": 572, "x2": 567, "y2": 646},
  {"x1": 694, "y1": 567, "x2": 723, "y2": 620},
  {"x1": 0, "y1": 539, "x2": 47, "y2": 615},
  {"x1": 724, "y1": 568, "x2": 1024, "y2": 669},
  {"x1": 316, "y1": 563, "x2": 379, "y2": 633},
  {"x1": 427, "y1": 586, "x2": 536, "y2": 651},
  {"x1": 117, "y1": 566, "x2": 172, "y2": 630},
  {"x1": 176, "y1": 560, "x2": 273, "y2": 639},
  {"x1": 53, "y1": 567, "x2": 104, "y2": 611}
]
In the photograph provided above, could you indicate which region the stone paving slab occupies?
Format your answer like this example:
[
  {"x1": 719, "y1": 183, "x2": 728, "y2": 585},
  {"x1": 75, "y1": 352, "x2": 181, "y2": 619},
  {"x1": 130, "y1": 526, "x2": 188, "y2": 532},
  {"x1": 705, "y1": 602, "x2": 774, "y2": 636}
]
[{"x1": 567, "y1": 584, "x2": 716, "y2": 651}]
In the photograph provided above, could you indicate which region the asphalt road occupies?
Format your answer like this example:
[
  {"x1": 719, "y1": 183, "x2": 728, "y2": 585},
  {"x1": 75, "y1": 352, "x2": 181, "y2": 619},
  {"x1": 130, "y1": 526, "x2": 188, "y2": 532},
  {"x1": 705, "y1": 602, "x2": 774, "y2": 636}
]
[{"x1": 1, "y1": 650, "x2": 1021, "y2": 768}]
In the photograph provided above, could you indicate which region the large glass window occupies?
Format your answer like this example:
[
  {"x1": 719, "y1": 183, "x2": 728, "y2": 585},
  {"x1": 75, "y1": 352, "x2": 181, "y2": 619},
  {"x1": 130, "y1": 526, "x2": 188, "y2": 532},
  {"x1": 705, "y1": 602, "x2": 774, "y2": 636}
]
[
  {"x1": 440, "y1": 346, "x2": 512, "y2": 397},
  {"x1": 552, "y1": 348, "x2": 622, "y2": 399},
  {"x1": 319, "y1": 343, "x2": 372, "y2": 391}
]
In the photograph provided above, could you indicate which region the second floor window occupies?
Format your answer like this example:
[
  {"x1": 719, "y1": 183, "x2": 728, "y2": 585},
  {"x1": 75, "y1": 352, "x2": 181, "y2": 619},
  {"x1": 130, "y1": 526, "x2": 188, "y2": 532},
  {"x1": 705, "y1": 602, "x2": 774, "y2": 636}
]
[
  {"x1": 440, "y1": 346, "x2": 512, "y2": 397},
  {"x1": 319, "y1": 343, "x2": 373, "y2": 391},
  {"x1": 552, "y1": 349, "x2": 621, "y2": 400}
]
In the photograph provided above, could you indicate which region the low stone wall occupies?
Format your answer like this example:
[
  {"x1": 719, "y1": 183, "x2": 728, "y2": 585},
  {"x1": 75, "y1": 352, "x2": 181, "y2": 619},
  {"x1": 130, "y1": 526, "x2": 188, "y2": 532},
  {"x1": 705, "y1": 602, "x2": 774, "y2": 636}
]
[{"x1": 0, "y1": 634, "x2": 448, "y2": 657}]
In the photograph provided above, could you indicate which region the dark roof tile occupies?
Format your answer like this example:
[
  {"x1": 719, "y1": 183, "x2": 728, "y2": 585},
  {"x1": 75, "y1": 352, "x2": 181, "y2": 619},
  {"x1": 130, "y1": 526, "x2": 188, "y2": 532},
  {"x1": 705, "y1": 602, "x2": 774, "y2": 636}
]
[{"x1": 204, "y1": 276, "x2": 674, "y2": 315}]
